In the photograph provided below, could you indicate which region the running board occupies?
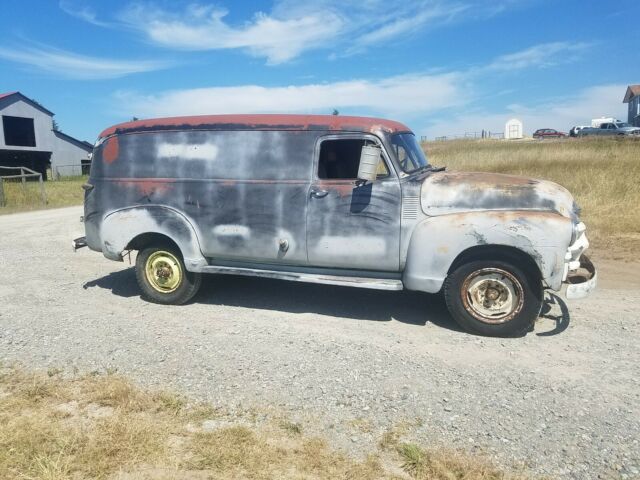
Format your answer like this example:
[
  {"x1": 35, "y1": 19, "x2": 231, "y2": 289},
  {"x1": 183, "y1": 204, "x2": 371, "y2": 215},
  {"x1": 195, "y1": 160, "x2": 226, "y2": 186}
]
[{"x1": 199, "y1": 265, "x2": 404, "y2": 290}]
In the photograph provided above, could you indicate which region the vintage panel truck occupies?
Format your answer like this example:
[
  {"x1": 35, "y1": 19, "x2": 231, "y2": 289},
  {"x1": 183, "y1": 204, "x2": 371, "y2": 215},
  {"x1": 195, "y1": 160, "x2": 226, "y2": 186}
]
[{"x1": 74, "y1": 114, "x2": 596, "y2": 336}]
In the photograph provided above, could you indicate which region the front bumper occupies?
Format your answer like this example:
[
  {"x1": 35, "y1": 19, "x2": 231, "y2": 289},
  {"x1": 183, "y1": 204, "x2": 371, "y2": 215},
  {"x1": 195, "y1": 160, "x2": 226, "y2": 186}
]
[
  {"x1": 564, "y1": 255, "x2": 597, "y2": 299},
  {"x1": 561, "y1": 222, "x2": 597, "y2": 299},
  {"x1": 72, "y1": 236, "x2": 87, "y2": 252}
]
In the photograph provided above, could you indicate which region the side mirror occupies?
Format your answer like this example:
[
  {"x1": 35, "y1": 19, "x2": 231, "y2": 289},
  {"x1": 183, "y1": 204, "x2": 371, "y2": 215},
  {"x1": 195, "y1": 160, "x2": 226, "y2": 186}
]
[{"x1": 357, "y1": 144, "x2": 382, "y2": 183}]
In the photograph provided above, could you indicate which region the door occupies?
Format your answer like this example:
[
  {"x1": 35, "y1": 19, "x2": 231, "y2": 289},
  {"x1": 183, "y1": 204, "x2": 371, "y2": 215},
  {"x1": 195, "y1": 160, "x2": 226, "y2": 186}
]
[{"x1": 306, "y1": 135, "x2": 401, "y2": 271}]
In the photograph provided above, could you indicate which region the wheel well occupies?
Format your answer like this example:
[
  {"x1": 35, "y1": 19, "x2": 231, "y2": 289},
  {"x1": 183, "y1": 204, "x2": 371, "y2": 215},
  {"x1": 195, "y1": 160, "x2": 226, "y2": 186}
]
[
  {"x1": 126, "y1": 232, "x2": 181, "y2": 255},
  {"x1": 448, "y1": 245, "x2": 542, "y2": 282}
]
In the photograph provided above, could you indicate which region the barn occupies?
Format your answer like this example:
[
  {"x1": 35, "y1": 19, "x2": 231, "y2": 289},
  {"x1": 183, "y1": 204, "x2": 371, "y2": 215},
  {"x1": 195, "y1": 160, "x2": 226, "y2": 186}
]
[
  {"x1": 0, "y1": 91, "x2": 92, "y2": 179},
  {"x1": 623, "y1": 85, "x2": 640, "y2": 128}
]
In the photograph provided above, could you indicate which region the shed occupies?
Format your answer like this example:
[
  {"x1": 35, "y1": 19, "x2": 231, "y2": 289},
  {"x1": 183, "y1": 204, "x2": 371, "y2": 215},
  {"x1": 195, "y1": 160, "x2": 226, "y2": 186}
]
[{"x1": 504, "y1": 118, "x2": 523, "y2": 140}]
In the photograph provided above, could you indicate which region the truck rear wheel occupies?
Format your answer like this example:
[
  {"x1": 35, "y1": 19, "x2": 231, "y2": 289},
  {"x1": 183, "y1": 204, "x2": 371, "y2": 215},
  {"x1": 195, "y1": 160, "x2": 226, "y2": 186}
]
[
  {"x1": 135, "y1": 246, "x2": 202, "y2": 305},
  {"x1": 444, "y1": 259, "x2": 542, "y2": 337}
]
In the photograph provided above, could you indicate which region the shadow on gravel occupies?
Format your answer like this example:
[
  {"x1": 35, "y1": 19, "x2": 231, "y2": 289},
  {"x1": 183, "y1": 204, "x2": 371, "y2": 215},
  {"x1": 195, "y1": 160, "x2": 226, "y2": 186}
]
[
  {"x1": 537, "y1": 293, "x2": 571, "y2": 337},
  {"x1": 199, "y1": 274, "x2": 464, "y2": 331},
  {"x1": 82, "y1": 269, "x2": 570, "y2": 336},
  {"x1": 83, "y1": 267, "x2": 464, "y2": 332},
  {"x1": 82, "y1": 268, "x2": 139, "y2": 298}
]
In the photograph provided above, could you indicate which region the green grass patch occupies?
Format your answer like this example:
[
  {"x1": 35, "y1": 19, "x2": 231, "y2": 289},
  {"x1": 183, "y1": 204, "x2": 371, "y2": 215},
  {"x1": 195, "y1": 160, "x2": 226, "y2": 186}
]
[{"x1": 0, "y1": 176, "x2": 87, "y2": 214}]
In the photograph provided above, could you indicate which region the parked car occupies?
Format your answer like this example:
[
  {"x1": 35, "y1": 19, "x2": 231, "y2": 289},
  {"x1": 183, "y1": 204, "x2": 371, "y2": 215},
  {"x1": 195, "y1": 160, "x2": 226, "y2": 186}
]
[
  {"x1": 569, "y1": 126, "x2": 590, "y2": 137},
  {"x1": 578, "y1": 122, "x2": 640, "y2": 137},
  {"x1": 533, "y1": 128, "x2": 567, "y2": 139},
  {"x1": 74, "y1": 114, "x2": 596, "y2": 337}
]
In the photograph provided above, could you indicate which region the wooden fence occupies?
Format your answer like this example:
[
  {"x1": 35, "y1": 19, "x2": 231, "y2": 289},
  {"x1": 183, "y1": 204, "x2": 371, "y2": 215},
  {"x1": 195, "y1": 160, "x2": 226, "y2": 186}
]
[{"x1": 0, "y1": 166, "x2": 47, "y2": 207}]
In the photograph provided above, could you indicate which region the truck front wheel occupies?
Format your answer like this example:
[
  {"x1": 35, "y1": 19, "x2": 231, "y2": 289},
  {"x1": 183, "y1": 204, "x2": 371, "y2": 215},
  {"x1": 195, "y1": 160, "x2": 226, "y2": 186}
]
[
  {"x1": 444, "y1": 260, "x2": 542, "y2": 337},
  {"x1": 135, "y1": 246, "x2": 202, "y2": 305}
]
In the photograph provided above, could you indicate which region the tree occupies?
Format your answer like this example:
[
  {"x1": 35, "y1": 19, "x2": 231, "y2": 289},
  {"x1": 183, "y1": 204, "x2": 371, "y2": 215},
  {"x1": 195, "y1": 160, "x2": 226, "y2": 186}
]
[
  {"x1": 52, "y1": 119, "x2": 60, "y2": 131},
  {"x1": 332, "y1": 109, "x2": 339, "y2": 116}
]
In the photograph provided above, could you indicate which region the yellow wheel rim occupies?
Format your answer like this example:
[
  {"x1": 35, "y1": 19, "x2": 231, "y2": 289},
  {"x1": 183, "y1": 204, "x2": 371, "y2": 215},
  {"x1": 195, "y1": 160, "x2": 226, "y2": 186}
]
[{"x1": 145, "y1": 251, "x2": 183, "y2": 293}]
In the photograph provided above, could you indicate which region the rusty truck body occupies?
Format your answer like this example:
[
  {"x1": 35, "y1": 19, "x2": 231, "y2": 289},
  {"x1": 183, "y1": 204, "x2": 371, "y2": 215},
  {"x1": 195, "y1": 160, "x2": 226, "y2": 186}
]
[{"x1": 74, "y1": 114, "x2": 596, "y2": 336}]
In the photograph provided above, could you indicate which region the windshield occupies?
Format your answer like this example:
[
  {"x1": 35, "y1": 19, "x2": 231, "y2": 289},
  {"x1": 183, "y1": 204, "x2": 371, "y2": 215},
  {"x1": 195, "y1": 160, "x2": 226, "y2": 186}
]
[
  {"x1": 390, "y1": 133, "x2": 430, "y2": 173},
  {"x1": 615, "y1": 122, "x2": 630, "y2": 128}
]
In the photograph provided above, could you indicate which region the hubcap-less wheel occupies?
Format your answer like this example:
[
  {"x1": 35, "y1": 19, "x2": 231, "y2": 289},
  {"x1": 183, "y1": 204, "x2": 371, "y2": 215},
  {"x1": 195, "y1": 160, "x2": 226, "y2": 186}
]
[
  {"x1": 461, "y1": 268, "x2": 524, "y2": 324},
  {"x1": 145, "y1": 251, "x2": 183, "y2": 293}
]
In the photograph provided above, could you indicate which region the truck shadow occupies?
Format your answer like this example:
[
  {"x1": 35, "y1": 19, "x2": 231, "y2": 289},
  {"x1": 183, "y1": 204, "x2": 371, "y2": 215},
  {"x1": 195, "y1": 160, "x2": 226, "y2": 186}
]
[
  {"x1": 82, "y1": 267, "x2": 460, "y2": 331},
  {"x1": 83, "y1": 268, "x2": 570, "y2": 336},
  {"x1": 537, "y1": 293, "x2": 571, "y2": 336}
]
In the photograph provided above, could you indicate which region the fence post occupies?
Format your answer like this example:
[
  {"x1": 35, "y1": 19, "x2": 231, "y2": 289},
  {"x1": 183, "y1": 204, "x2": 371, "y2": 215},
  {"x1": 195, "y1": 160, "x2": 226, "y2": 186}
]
[
  {"x1": 21, "y1": 167, "x2": 27, "y2": 193},
  {"x1": 0, "y1": 178, "x2": 4, "y2": 207},
  {"x1": 39, "y1": 174, "x2": 47, "y2": 205}
]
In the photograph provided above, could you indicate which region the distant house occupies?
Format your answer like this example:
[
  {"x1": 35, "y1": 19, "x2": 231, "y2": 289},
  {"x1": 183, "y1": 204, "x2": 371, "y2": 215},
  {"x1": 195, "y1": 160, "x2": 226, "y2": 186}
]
[
  {"x1": 623, "y1": 85, "x2": 640, "y2": 127},
  {"x1": 0, "y1": 91, "x2": 92, "y2": 179}
]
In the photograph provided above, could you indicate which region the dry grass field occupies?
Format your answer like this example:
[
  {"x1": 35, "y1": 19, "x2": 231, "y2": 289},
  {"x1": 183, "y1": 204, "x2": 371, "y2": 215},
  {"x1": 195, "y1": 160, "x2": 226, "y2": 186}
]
[
  {"x1": 424, "y1": 137, "x2": 640, "y2": 259},
  {"x1": 0, "y1": 366, "x2": 522, "y2": 480},
  {"x1": 0, "y1": 176, "x2": 86, "y2": 214}
]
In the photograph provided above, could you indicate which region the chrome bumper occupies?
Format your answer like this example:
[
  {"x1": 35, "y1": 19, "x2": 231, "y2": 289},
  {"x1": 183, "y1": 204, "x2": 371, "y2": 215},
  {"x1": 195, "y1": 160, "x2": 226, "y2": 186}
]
[
  {"x1": 561, "y1": 222, "x2": 596, "y2": 299},
  {"x1": 72, "y1": 236, "x2": 87, "y2": 252},
  {"x1": 564, "y1": 255, "x2": 597, "y2": 299}
]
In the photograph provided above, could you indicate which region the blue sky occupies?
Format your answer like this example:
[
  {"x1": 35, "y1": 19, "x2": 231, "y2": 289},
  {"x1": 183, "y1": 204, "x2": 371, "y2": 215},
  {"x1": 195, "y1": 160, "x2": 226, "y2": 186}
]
[{"x1": 1, "y1": 0, "x2": 638, "y2": 141}]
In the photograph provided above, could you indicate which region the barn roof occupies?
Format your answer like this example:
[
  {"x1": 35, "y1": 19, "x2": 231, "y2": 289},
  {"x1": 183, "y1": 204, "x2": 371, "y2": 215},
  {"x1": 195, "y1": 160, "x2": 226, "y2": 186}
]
[
  {"x1": 53, "y1": 130, "x2": 93, "y2": 152},
  {"x1": 0, "y1": 91, "x2": 18, "y2": 100},
  {"x1": 0, "y1": 91, "x2": 55, "y2": 116},
  {"x1": 99, "y1": 114, "x2": 412, "y2": 138},
  {"x1": 623, "y1": 85, "x2": 640, "y2": 103}
]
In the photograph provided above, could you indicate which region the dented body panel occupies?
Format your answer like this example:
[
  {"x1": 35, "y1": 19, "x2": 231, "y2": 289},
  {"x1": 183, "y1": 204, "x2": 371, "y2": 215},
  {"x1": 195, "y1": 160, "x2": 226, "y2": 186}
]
[{"x1": 82, "y1": 114, "x2": 594, "y2": 300}]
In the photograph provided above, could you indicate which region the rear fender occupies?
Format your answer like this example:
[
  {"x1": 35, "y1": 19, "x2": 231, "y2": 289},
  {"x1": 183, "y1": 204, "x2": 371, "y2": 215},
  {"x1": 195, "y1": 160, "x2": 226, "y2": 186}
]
[
  {"x1": 402, "y1": 211, "x2": 573, "y2": 292},
  {"x1": 100, "y1": 205, "x2": 207, "y2": 271}
]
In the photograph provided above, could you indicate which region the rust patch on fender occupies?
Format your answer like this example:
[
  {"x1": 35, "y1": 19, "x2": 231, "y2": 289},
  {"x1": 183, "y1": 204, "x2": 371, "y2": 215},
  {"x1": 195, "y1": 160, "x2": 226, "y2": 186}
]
[
  {"x1": 116, "y1": 179, "x2": 175, "y2": 196},
  {"x1": 102, "y1": 137, "x2": 119, "y2": 164}
]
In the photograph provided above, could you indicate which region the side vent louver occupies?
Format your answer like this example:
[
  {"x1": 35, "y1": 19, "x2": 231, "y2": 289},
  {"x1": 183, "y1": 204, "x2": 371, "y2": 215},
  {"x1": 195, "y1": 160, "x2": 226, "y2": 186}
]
[{"x1": 402, "y1": 196, "x2": 419, "y2": 221}]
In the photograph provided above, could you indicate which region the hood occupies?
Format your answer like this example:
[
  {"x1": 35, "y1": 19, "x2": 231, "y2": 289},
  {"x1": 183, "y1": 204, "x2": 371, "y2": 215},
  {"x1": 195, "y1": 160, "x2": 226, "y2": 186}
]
[
  {"x1": 421, "y1": 171, "x2": 576, "y2": 218},
  {"x1": 620, "y1": 127, "x2": 640, "y2": 133}
]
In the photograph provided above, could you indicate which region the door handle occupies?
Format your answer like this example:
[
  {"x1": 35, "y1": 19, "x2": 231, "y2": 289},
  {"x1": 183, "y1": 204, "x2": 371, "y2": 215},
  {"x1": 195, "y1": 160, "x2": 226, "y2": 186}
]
[{"x1": 310, "y1": 188, "x2": 329, "y2": 198}]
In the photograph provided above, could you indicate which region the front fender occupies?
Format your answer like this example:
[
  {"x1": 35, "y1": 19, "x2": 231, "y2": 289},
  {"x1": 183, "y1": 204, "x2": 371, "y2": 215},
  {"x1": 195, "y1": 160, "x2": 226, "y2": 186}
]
[
  {"x1": 100, "y1": 205, "x2": 207, "y2": 271},
  {"x1": 402, "y1": 211, "x2": 573, "y2": 293}
]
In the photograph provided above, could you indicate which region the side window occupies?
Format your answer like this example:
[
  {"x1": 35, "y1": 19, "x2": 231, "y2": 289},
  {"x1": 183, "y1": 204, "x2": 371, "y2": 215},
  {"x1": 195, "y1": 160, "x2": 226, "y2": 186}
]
[{"x1": 318, "y1": 138, "x2": 388, "y2": 180}]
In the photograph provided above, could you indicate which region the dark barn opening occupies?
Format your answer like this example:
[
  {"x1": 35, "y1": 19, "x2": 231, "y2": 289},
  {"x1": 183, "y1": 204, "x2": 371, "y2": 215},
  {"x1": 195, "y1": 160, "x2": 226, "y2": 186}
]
[
  {"x1": 0, "y1": 150, "x2": 52, "y2": 179},
  {"x1": 2, "y1": 115, "x2": 37, "y2": 147}
]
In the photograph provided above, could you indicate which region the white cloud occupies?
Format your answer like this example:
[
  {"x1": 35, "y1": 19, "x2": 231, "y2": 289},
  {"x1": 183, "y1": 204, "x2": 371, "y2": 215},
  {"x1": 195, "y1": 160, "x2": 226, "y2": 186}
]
[
  {"x1": 64, "y1": 1, "x2": 517, "y2": 64},
  {"x1": 352, "y1": 2, "x2": 468, "y2": 49},
  {"x1": 424, "y1": 84, "x2": 628, "y2": 138},
  {"x1": 113, "y1": 72, "x2": 464, "y2": 118},
  {"x1": 119, "y1": 3, "x2": 344, "y2": 64},
  {"x1": 59, "y1": 0, "x2": 113, "y2": 27},
  {"x1": 485, "y1": 41, "x2": 591, "y2": 71},
  {"x1": 0, "y1": 44, "x2": 171, "y2": 80}
]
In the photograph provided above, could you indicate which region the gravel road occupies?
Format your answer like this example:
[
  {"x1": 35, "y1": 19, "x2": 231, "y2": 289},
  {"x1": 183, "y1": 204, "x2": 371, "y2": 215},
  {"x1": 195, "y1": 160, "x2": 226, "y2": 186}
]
[{"x1": 1, "y1": 207, "x2": 638, "y2": 479}]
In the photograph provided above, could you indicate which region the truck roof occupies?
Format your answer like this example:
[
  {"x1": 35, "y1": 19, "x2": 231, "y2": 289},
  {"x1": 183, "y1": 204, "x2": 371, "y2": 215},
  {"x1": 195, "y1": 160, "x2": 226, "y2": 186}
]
[{"x1": 98, "y1": 114, "x2": 412, "y2": 139}]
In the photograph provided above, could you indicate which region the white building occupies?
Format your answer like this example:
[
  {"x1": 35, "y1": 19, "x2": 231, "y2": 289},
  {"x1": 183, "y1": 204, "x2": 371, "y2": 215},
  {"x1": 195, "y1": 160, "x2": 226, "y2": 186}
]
[
  {"x1": 504, "y1": 118, "x2": 523, "y2": 139},
  {"x1": 0, "y1": 91, "x2": 91, "y2": 179}
]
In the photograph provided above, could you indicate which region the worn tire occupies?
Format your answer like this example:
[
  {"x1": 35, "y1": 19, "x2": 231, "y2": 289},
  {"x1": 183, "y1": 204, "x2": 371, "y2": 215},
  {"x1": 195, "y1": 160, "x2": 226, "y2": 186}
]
[
  {"x1": 444, "y1": 259, "x2": 543, "y2": 337},
  {"x1": 135, "y1": 245, "x2": 202, "y2": 305}
]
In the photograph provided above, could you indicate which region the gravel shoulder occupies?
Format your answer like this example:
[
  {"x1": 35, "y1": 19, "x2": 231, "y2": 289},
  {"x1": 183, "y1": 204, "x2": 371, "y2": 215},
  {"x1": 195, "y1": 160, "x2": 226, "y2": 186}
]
[{"x1": 1, "y1": 207, "x2": 639, "y2": 479}]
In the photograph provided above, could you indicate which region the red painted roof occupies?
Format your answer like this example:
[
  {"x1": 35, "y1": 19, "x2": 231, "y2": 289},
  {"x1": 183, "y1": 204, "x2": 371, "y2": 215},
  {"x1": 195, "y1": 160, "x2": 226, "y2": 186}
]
[{"x1": 99, "y1": 114, "x2": 412, "y2": 138}]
